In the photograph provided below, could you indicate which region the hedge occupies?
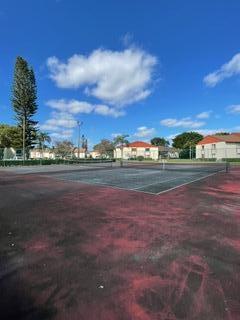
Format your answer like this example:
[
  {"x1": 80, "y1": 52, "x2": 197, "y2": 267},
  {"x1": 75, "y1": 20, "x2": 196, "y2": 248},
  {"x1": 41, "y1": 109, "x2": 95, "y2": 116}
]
[{"x1": 0, "y1": 158, "x2": 115, "y2": 167}]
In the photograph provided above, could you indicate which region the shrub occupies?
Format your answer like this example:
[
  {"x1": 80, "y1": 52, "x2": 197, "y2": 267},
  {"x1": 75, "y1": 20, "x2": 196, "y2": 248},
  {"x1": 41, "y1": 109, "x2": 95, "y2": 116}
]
[{"x1": 0, "y1": 158, "x2": 115, "y2": 167}]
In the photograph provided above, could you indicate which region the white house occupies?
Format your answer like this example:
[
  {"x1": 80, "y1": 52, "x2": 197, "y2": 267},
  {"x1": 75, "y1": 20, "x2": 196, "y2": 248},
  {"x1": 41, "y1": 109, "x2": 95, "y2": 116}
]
[
  {"x1": 158, "y1": 146, "x2": 180, "y2": 159},
  {"x1": 196, "y1": 133, "x2": 240, "y2": 160},
  {"x1": 89, "y1": 150, "x2": 101, "y2": 159},
  {"x1": 72, "y1": 148, "x2": 87, "y2": 159},
  {"x1": 30, "y1": 148, "x2": 55, "y2": 159},
  {"x1": 1, "y1": 147, "x2": 22, "y2": 160},
  {"x1": 114, "y1": 141, "x2": 159, "y2": 160}
]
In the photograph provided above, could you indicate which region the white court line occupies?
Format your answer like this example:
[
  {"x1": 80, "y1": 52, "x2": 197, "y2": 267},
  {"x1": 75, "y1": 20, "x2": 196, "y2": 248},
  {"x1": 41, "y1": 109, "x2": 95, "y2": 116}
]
[
  {"x1": 133, "y1": 174, "x2": 191, "y2": 190},
  {"x1": 45, "y1": 176, "x2": 157, "y2": 195},
  {"x1": 156, "y1": 170, "x2": 224, "y2": 195},
  {"x1": 42, "y1": 169, "x2": 225, "y2": 196}
]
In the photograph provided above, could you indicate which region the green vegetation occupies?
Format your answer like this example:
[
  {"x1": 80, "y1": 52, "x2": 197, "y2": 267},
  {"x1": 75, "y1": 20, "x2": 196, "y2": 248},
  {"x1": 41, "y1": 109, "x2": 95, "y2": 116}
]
[
  {"x1": 112, "y1": 134, "x2": 129, "y2": 160},
  {"x1": 54, "y1": 140, "x2": 74, "y2": 158},
  {"x1": 151, "y1": 137, "x2": 169, "y2": 146},
  {"x1": 0, "y1": 124, "x2": 22, "y2": 148},
  {"x1": 172, "y1": 131, "x2": 203, "y2": 149},
  {"x1": 172, "y1": 131, "x2": 204, "y2": 159},
  {"x1": 0, "y1": 158, "x2": 115, "y2": 167},
  {"x1": 93, "y1": 139, "x2": 115, "y2": 158},
  {"x1": 12, "y1": 56, "x2": 38, "y2": 159}
]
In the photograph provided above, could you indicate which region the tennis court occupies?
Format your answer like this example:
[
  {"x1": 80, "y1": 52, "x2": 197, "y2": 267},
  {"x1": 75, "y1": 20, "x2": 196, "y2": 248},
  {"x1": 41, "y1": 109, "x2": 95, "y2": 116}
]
[
  {"x1": 1, "y1": 162, "x2": 239, "y2": 320},
  {"x1": 33, "y1": 161, "x2": 229, "y2": 195}
]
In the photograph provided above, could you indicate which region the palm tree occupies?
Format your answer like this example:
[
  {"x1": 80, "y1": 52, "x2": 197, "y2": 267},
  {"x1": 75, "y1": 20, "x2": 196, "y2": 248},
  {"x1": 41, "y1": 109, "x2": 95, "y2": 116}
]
[
  {"x1": 113, "y1": 134, "x2": 129, "y2": 164},
  {"x1": 37, "y1": 132, "x2": 51, "y2": 159}
]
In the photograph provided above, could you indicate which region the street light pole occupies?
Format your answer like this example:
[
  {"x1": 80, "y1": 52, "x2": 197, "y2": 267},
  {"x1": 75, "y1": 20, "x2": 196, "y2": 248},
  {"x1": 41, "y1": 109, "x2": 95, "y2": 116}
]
[{"x1": 77, "y1": 121, "x2": 83, "y2": 159}]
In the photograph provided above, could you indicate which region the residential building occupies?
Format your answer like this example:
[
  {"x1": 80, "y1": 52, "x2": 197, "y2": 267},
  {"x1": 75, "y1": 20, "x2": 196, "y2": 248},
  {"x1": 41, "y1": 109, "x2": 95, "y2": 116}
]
[
  {"x1": 114, "y1": 141, "x2": 159, "y2": 160},
  {"x1": 196, "y1": 133, "x2": 240, "y2": 159},
  {"x1": 30, "y1": 148, "x2": 55, "y2": 159},
  {"x1": 158, "y1": 146, "x2": 180, "y2": 159},
  {"x1": 72, "y1": 148, "x2": 87, "y2": 159},
  {"x1": 0, "y1": 147, "x2": 22, "y2": 160},
  {"x1": 89, "y1": 150, "x2": 101, "y2": 159}
]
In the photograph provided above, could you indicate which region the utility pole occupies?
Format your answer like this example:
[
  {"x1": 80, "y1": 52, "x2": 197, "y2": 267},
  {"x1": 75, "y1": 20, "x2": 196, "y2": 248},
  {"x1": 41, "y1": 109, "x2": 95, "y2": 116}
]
[{"x1": 77, "y1": 121, "x2": 83, "y2": 159}]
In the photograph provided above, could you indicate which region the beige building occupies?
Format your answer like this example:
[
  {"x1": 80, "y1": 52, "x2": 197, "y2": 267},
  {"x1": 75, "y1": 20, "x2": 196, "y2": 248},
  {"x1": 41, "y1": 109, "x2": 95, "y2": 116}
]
[
  {"x1": 196, "y1": 133, "x2": 240, "y2": 160},
  {"x1": 158, "y1": 146, "x2": 179, "y2": 159},
  {"x1": 89, "y1": 150, "x2": 101, "y2": 159},
  {"x1": 30, "y1": 148, "x2": 55, "y2": 159},
  {"x1": 114, "y1": 141, "x2": 159, "y2": 160},
  {"x1": 73, "y1": 148, "x2": 87, "y2": 159}
]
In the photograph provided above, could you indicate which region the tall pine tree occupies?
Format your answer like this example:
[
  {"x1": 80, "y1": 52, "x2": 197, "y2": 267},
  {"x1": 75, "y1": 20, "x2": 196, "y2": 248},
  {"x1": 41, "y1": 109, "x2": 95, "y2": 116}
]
[{"x1": 12, "y1": 57, "x2": 38, "y2": 159}]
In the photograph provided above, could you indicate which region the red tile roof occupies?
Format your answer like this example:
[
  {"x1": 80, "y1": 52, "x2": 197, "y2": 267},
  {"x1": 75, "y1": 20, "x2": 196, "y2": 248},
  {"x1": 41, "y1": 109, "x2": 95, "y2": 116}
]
[
  {"x1": 127, "y1": 141, "x2": 154, "y2": 148},
  {"x1": 197, "y1": 133, "x2": 240, "y2": 145}
]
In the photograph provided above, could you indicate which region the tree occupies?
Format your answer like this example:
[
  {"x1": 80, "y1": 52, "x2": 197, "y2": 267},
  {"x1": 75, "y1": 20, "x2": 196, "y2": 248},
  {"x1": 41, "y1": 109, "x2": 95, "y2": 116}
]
[
  {"x1": 93, "y1": 139, "x2": 114, "y2": 158},
  {"x1": 0, "y1": 124, "x2": 22, "y2": 148},
  {"x1": 215, "y1": 132, "x2": 230, "y2": 136},
  {"x1": 172, "y1": 131, "x2": 203, "y2": 159},
  {"x1": 172, "y1": 132, "x2": 203, "y2": 149},
  {"x1": 53, "y1": 140, "x2": 74, "y2": 159},
  {"x1": 37, "y1": 132, "x2": 51, "y2": 158},
  {"x1": 151, "y1": 137, "x2": 169, "y2": 146},
  {"x1": 12, "y1": 56, "x2": 38, "y2": 160},
  {"x1": 113, "y1": 135, "x2": 129, "y2": 160}
]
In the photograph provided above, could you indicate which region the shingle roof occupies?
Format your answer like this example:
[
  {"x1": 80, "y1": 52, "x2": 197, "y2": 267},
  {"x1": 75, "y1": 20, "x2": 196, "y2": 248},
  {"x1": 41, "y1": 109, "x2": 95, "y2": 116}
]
[
  {"x1": 197, "y1": 133, "x2": 240, "y2": 145},
  {"x1": 127, "y1": 141, "x2": 154, "y2": 148}
]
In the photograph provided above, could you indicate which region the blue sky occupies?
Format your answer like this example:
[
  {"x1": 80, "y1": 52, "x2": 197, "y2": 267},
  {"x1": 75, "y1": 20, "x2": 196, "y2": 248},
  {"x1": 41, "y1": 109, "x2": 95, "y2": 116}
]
[{"x1": 1, "y1": 0, "x2": 240, "y2": 148}]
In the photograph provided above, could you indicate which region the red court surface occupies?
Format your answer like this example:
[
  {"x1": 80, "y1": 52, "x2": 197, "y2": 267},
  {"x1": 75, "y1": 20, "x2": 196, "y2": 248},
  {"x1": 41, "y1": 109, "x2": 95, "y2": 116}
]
[{"x1": 0, "y1": 167, "x2": 240, "y2": 320}]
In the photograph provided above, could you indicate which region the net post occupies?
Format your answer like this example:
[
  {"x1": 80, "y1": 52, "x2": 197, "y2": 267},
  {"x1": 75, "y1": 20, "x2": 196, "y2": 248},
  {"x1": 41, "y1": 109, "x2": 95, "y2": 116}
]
[
  {"x1": 226, "y1": 161, "x2": 230, "y2": 173},
  {"x1": 162, "y1": 159, "x2": 166, "y2": 171}
]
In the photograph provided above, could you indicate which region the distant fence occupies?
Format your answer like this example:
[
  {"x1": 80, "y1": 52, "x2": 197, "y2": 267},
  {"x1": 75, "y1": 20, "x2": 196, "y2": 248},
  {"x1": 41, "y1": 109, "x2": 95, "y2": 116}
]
[{"x1": 196, "y1": 147, "x2": 240, "y2": 161}]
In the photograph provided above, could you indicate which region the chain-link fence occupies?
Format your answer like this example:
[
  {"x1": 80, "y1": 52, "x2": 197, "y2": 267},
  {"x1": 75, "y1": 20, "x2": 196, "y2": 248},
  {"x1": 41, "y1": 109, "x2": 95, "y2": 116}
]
[
  {"x1": 164, "y1": 147, "x2": 240, "y2": 161},
  {"x1": 196, "y1": 147, "x2": 240, "y2": 161}
]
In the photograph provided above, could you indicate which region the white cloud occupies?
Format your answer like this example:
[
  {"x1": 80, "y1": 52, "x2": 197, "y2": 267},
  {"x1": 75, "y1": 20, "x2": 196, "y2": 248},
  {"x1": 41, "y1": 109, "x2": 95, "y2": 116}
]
[
  {"x1": 50, "y1": 130, "x2": 73, "y2": 140},
  {"x1": 47, "y1": 47, "x2": 157, "y2": 106},
  {"x1": 46, "y1": 99, "x2": 94, "y2": 114},
  {"x1": 40, "y1": 112, "x2": 77, "y2": 141},
  {"x1": 196, "y1": 111, "x2": 212, "y2": 119},
  {"x1": 134, "y1": 126, "x2": 156, "y2": 138},
  {"x1": 41, "y1": 112, "x2": 77, "y2": 131},
  {"x1": 227, "y1": 104, "x2": 240, "y2": 114},
  {"x1": 46, "y1": 99, "x2": 125, "y2": 118},
  {"x1": 203, "y1": 53, "x2": 240, "y2": 87},
  {"x1": 94, "y1": 105, "x2": 125, "y2": 118},
  {"x1": 160, "y1": 117, "x2": 205, "y2": 128}
]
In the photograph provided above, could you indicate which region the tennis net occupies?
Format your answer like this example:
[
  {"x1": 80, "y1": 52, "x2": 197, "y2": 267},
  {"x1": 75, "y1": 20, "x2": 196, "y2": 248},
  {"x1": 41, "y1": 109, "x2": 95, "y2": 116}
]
[
  {"x1": 58, "y1": 159, "x2": 115, "y2": 170},
  {"x1": 121, "y1": 160, "x2": 229, "y2": 173}
]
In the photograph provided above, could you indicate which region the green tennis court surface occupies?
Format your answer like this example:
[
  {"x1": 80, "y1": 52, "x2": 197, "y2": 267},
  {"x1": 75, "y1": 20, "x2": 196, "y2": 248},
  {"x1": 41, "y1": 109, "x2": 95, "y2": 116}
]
[{"x1": 2, "y1": 161, "x2": 228, "y2": 195}]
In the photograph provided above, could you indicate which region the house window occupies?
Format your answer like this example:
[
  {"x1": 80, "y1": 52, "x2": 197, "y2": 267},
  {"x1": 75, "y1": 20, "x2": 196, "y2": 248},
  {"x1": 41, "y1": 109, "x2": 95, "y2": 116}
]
[
  {"x1": 202, "y1": 146, "x2": 204, "y2": 149},
  {"x1": 131, "y1": 148, "x2": 137, "y2": 152},
  {"x1": 212, "y1": 144, "x2": 216, "y2": 149},
  {"x1": 145, "y1": 148, "x2": 150, "y2": 152}
]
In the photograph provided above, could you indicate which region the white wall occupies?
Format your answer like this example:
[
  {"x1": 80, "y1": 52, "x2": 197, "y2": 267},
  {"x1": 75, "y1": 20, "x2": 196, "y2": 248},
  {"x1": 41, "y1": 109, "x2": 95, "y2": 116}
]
[
  {"x1": 73, "y1": 151, "x2": 86, "y2": 159},
  {"x1": 114, "y1": 147, "x2": 159, "y2": 160},
  {"x1": 30, "y1": 149, "x2": 55, "y2": 159},
  {"x1": 196, "y1": 142, "x2": 240, "y2": 159}
]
